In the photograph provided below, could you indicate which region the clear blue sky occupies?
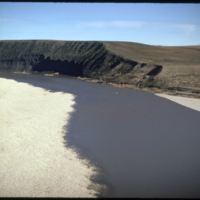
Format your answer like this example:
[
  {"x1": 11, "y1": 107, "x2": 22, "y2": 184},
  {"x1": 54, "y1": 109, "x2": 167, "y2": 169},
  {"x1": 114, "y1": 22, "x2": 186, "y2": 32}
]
[{"x1": 0, "y1": 3, "x2": 200, "y2": 46}]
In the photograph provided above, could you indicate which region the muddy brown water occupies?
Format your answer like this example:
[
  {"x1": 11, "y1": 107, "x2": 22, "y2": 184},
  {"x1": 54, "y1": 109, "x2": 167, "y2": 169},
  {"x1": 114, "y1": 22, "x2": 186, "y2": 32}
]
[{"x1": 1, "y1": 72, "x2": 200, "y2": 198}]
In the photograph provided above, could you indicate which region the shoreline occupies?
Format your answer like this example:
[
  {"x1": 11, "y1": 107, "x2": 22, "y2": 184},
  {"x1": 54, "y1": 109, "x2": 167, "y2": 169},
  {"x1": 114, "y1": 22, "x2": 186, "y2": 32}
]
[
  {"x1": 76, "y1": 76, "x2": 200, "y2": 112},
  {"x1": 155, "y1": 93, "x2": 200, "y2": 112},
  {"x1": 76, "y1": 76, "x2": 200, "y2": 99},
  {"x1": 0, "y1": 77, "x2": 99, "y2": 197},
  {"x1": 3, "y1": 71, "x2": 200, "y2": 99},
  {"x1": 1, "y1": 73, "x2": 200, "y2": 198},
  {"x1": 4, "y1": 71, "x2": 200, "y2": 113}
]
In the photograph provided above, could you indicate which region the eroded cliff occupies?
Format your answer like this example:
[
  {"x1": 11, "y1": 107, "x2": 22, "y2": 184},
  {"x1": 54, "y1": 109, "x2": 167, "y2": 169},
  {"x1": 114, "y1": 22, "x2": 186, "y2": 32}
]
[{"x1": 0, "y1": 40, "x2": 162, "y2": 87}]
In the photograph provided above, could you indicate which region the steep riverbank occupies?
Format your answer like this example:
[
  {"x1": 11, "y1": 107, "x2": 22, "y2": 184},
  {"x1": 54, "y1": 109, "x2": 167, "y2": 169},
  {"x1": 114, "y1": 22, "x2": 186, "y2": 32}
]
[
  {"x1": 0, "y1": 40, "x2": 200, "y2": 97},
  {"x1": 1, "y1": 40, "x2": 199, "y2": 97}
]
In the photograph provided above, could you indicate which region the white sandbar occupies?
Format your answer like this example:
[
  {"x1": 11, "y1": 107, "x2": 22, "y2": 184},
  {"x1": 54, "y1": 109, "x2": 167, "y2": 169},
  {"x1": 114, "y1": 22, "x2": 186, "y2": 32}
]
[
  {"x1": 156, "y1": 93, "x2": 200, "y2": 112},
  {"x1": 0, "y1": 77, "x2": 98, "y2": 197}
]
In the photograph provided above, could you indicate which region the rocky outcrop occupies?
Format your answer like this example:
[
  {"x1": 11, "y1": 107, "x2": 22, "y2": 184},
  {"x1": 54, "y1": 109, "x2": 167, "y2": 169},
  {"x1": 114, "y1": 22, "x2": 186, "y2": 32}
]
[{"x1": 0, "y1": 40, "x2": 162, "y2": 86}]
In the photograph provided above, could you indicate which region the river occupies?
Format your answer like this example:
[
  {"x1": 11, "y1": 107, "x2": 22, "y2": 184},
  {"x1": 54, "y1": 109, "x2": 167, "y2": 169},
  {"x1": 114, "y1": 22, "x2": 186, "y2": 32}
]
[{"x1": 1, "y1": 72, "x2": 200, "y2": 198}]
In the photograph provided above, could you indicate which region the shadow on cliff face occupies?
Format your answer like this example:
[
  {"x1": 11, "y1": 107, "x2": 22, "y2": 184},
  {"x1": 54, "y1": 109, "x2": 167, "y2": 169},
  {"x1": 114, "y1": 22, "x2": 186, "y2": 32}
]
[
  {"x1": 1, "y1": 72, "x2": 200, "y2": 198},
  {"x1": 147, "y1": 65, "x2": 163, "y2": 76},
  {"x1": 32, "y1": 55, "x2": 84, "y2": 76}
]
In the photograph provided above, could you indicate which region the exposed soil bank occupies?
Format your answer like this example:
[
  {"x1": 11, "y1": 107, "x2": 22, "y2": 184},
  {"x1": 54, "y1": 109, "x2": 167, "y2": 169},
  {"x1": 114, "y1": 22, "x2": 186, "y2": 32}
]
[
  {"x1": 0, "y1": 40, "x2": 163, "y2": 91},
  {"x1": 1, "y1": 73, "x2": 200, "y2": 198},
  {"x1": 0, "y1": 77, "x2": 100, "y2": 197},
  {"x1": 1, "y1": 40, "x2": 200, "y2": 96}
]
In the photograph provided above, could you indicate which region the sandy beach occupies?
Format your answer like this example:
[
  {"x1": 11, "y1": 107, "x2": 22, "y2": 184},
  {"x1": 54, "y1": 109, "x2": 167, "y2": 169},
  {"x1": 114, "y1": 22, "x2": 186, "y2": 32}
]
[
  {"x1": 0, "y1": 77, "x2": 98, "y2": 197},
  {"x1": 156, "y1": 93, "x2": 200, "y2": 112}
]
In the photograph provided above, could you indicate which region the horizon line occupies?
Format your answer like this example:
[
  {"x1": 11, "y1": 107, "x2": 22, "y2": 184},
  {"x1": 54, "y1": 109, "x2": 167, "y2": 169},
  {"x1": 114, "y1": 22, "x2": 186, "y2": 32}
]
[{"x1": 0, "y1": 39, "x2": 200, "y2": 47}]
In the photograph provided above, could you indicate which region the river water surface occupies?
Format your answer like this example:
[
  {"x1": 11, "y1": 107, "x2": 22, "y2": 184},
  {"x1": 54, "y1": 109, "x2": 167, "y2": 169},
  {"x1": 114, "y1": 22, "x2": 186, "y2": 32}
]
[{"x1": 1, "y1": 72, "x2": 200, "y2": 198}]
